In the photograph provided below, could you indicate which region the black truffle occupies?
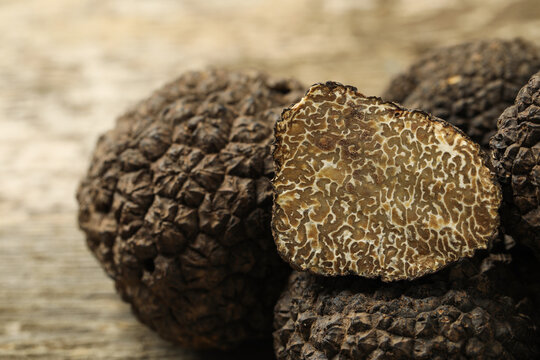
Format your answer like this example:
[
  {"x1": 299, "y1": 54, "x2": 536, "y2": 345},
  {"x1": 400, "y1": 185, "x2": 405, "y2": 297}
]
[
  {"x1": 272, "y1": 82, "x2": 501, "y2": 281},
  {"x1": 77, "y1": 69, "x2": 305, "y2": 349},
  {"x1": 490, "y1": 71, "x2": 540, "y2": 258},
  {"x1": 383, "y1": 39, "x2": 540, "y2": 148},
  {"x1": 274, "y1": 257, "x2": 539, "y2": 359}
]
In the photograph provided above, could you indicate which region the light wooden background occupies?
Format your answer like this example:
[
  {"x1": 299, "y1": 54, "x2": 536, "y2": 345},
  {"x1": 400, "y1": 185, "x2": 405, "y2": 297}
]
[{"x1": 1, "y1": 0, "x2": 539, "y2": 358}]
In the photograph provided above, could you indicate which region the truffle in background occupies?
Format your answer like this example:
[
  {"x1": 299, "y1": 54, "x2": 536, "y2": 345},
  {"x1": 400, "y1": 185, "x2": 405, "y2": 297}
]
[
  {"x1": 77, "y1": 70, "x2": 304, "y2": 350},
  {"x1": 383, "y1": 38, "x2": 540, "y2": 148},
  {"x1": 491, "y1": 71, "x2": 540, "y2": 258},
  {"x1": 274, "y1": 258, "x2": 540, "y2": 360}
]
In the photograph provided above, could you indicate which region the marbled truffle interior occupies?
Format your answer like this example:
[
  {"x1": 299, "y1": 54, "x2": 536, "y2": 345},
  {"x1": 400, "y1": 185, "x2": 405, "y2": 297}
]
[{"x1": 272, "y1": 82, "x2": 501, "y2": 281}]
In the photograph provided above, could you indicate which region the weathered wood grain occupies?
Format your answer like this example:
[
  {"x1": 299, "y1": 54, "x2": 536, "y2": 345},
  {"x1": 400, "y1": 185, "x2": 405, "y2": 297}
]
[
  {"x1": 1, "y1": 0, "x2": 539, "y2": 358},
  {"x1": 0, "y1": 217, "x2": 276, "y2": 359}
]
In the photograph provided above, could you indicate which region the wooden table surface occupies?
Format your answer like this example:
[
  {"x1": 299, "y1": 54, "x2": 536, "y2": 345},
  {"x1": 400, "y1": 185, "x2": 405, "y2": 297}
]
[{"x1": 1, "y1": 0, "x2": 539, "y2": 358}]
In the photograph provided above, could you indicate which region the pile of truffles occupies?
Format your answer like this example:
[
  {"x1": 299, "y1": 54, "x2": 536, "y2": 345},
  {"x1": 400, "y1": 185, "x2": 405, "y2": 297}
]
[
  {"x1": 271, "y1": 82, "x2": 537, "y2": 359},
  {"x1": 77, "y1": 38, "x2": 540, "y2": 359}
]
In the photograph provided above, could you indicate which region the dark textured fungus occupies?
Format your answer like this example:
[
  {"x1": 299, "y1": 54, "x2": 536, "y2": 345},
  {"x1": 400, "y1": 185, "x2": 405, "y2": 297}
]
[
  {"x1": 383, "y1": 38, "x2": 540, "y2": 148},
  {"x1": 274, "y1": 258, "x2": 540, "y2": 360},
  {"x1": 272, "y1": 82, "x2": 501, "y2": 281},
  {"x1": 490, "y1": 71, "x2": 540, "y2": 258},
  {"x1": 77, "y1": 69, "x2": 305, "y2": 350}
]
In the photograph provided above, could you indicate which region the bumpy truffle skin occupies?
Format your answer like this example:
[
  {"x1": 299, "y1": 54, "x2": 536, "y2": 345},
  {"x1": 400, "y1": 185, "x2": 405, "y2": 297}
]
[
  {"x1": 274, "y1": 258, "x2": 539, "y2": 360},
  {"x1": 272, "y1": 82, "x2": 501, "y2": 281},
  {"x1": 77, "y1": 70, "x2": 304, "y2": 349},
  {"x1": 490, "y1": 72, "x2": 540, "y2": 258},
  {"x1": 383, "y1": 39, "x2": 540, "y2": 148}
]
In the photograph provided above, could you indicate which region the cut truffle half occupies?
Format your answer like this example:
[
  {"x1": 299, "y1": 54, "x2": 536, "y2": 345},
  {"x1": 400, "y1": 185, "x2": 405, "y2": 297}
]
[
  {"x1": 490, "y1": 71, "x2": 540, "y2": 258},
  {"x1": 272, "y1": 82, "x2": 502, "y2": 281}
]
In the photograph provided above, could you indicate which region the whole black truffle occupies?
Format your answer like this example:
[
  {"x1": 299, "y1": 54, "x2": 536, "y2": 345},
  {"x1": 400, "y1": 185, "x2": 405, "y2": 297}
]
[
  {"x1": 274, "y1": 257, "x2": 539, "y2": 360},
  {"x1": 272, "y1": 82, "x2": 501, "y2": 281},
  {"x1": 77, "y1": 69, "x2": 305, "y2": 349},
  {"x1": 383, "y1": 39, "x2": 540, "y2": 148},
  {"x1": 490, "y1": 71, "x2": 540, "y2": 258}
]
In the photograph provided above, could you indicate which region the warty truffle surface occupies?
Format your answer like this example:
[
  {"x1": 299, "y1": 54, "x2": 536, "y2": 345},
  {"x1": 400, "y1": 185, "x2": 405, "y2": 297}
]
[
  {"x1": 274, "y1": 257, "x2": 539, "y2": 360},
  {"x1": 383, "y1": 38, "x2": 540, "y2": 148},
  {"x1": 77, "y1": 69, "x2": 304, "y2": 349},
  {"x1": 490, "y1": 71, "x2": 540, "y2": 258}
]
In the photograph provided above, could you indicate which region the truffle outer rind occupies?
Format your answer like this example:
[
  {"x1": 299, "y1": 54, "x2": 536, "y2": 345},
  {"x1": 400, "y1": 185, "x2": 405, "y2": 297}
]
[
  {"x1": 490, "y1": 71, "x2": 540, "y2": 258},
  {"x1": 272, "y1": 81, "x2": 502, "y2": 281},
  {"x1": 383, "y1": 38, "x2": 540, "y2": 148},
  {"x1": 77, "y1": 69, "x2": 305, "y2": 350},
  {"x1": 273, "y1": 259, "x2": 540, "y2": 360}
]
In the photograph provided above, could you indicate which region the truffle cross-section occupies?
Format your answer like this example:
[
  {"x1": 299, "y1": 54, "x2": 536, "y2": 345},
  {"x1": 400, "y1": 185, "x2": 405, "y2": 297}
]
[{"x1": 272, "y1": 82, "x2": 502, "y2": 281}]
